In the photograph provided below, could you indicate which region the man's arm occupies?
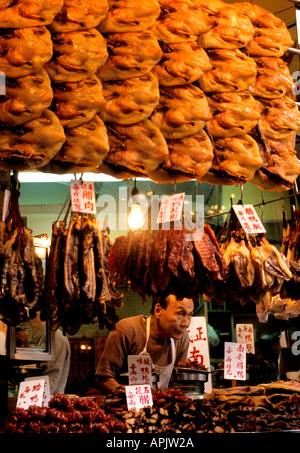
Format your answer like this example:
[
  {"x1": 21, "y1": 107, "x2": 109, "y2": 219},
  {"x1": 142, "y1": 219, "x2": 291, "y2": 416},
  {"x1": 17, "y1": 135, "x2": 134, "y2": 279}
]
[{"x1": 94, "y1": 375, "x2": 123, "y2": 395}]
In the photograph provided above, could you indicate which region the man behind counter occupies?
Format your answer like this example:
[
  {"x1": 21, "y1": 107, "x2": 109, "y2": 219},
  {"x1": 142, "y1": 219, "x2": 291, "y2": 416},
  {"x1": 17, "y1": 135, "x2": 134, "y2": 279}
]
[{"x1": 95, "y1": 294, "x2": 194, "y2": 395}]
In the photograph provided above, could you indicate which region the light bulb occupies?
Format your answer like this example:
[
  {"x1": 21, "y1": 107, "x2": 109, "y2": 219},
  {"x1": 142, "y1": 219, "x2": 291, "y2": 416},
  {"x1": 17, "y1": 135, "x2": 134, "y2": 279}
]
[{"x1": 128, "y1": 203, "x2": 145, "y2": 230}]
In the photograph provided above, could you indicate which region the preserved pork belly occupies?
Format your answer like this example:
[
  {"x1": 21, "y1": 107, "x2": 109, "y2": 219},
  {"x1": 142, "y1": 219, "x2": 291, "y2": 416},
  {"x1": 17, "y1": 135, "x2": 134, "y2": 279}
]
[
  {"x1": 0, "y1": 109, "x2": 65, "y2": 171},
  {"x1": 40, "y1": 115, "x2": 109, "y2": 174},
  {"x1": 52, "y1": 75, "x2": 106, "y2": 128},
  {"x1": 206, "y1": 91, "x2": 261, "y2": 138},
  {"x1": 49, "y1": 0, "x2": 109, "y2": 33},
  {"x1": 0, "y1": 0, "x2": 64, "y2": 28},
  {"x1": 235, "y1": 2, "x2": 293, "y2": 57},
  {"x1": 45, "y1": 29, "x2": 108, "y2": 83},
  {"x1": 97, "y1": 31, "x2": 162, "y2": 81},
  {"x1": 97, "y1": 119, "x2": 169, "y2": 179},
  {"x1": 148, "y1": 129, "x2": 214, "y2": 183},
  {"x1": 249, "y1": 57, "x2": 294, "y2": 99},
  {"x1": 0, "y1": 27, "x2": 53, "y2": 78},
  {"x1": 152, "y1": 0, "x2": 210, "y2": 43},
  {"x1": 99, "y1": 73, "x2": 159, "y2": 124},
  {"x1": 150, "y1": 83, "x2": 211, "y2": 139},
  {"x1": 98, "y1": 0, "x2": 161, "y2": 33},
  {"x1": 0, "y1": 68, "x2": 53, "y2": 126},
  {"x1": 198, "y1": 49, "x2": 257, "y2": 93},
  {"x1": 153, "y1": 41, "x2": 212, "y2": 86}
]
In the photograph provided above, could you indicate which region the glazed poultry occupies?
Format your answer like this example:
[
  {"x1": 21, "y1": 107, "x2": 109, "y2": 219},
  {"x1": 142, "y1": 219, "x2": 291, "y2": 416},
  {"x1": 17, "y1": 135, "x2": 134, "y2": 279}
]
[{"x1": 151, "y1": 83, "x2": 212, "y2": 139}]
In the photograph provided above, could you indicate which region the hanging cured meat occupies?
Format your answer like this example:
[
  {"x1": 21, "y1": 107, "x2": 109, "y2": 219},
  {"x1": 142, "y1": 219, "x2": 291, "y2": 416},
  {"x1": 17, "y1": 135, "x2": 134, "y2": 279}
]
[
  {"x1": 0, "y1": 0, "x2": 64, "y2": 28},
  {"x1": 44, "y1": 212, "x2": 123, "y2": 334},
  {"x1": 235, "y1": 2, "x2": 294, "y2": 57},
  {"x1": 207, "y1": 208, "x2": 293, "y2": 321},
  {"x1": 98, "y1": 0, "x2": 161, "y2": 33},
  {"x1": 198, "y1": 49, "x2": 257, "y2": 93},
  {"x1": 97, "y1": 30, "x2": 162, "y2": 81},
  {"x1": 51, "y1": 75, "x2": 106, "y2": 128},
  {"x1": 45, "y1": 28, "x2": 108, "y2": 83},
  {"x1": 0, "y1": 187, "x2": 44, "y2": 326},
  {"x1": 151, "y1": 84, "x2": 212, "y2": 139},
  {"x1": 40, "y1": 115, "x2": 109, "y2": 174},
  {"x1": 99, "y1": 73, "x2": 160, "y2": 125},
  {"x1": 0, "y1": 26, "x2": 53, "y2": 78},
  {"x1": 0, "y1": 109, "x2": 66, "y2": 171},
  {"x1": 153, "y1": 41, "x2": 212, "y2": 86},
  {"x1": 49, "y1": 0, "x2": 109, "y2": 33},
  {"x1": 0, "y1": 0, "x2": 299, "y2": 190},
  {"x1": 0, "y1": 69, "x2": 53, "y2": 126},
  {"x1": 108, "y1": 223, "x2": 227, "y2": 303}
]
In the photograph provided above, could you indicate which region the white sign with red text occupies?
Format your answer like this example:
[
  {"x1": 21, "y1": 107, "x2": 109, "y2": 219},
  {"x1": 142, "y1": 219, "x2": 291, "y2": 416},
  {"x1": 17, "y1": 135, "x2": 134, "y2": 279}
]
[
  {"x1": 236, "y1": 324, "x2": 255, "y2": 354},
  {"x1": 187, "y1": 317, "x2": 211, "y2": 392},
  {"x1": 157, "y1": 193, "x2": 185, "y2": 224},
  {"x1": 17, "y1": 379, "x2": 45, "y2": 409},
  {"x1": 125, "y1": 384, "x2": 153, "y2": 411},
  {"x1": 224, "y1": 342, "x2": 246, "y2": 381},
  {"x1": 232, "y1": 204, "x2": 266, "y2": 234},
  {"x1": 25, "y1": 375, "x2": 50, "y2": 406},
  {"x1": 128, "y1": 354, "x2": 152, "y2": 386},
  {"x1": 70, "y1": 180, "x2": 96, "y2": 214}
]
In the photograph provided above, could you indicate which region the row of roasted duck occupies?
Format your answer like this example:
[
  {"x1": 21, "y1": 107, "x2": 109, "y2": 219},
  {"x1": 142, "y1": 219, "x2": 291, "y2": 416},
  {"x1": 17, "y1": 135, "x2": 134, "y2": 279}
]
[{"x1": 0, "y1": 0, "x2": 299, "y2": 192}]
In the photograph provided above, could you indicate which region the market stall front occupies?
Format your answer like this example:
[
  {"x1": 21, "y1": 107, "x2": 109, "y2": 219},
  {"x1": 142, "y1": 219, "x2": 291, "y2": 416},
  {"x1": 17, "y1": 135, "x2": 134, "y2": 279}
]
[{"x1": 0, "y1": 0, "x2": 299, "y2": 437}]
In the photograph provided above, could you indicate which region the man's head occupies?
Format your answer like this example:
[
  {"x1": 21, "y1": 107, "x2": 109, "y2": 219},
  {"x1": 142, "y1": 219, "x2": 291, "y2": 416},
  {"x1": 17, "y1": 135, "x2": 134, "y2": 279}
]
[{"x1": 151, "y1": 294, "x2": 194, "y2": 340}]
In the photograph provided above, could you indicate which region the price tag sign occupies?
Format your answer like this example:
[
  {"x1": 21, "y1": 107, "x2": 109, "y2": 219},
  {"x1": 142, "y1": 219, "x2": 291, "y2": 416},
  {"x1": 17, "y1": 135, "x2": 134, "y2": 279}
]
[
  {"x1": 128, "y1": 354, "x2": 152, "y2": 386},
  {"x1": 224, "y1": 342, "x2": 246, "y2": 381},
  {"x1": 232, "y1": 204, "x2": 266, "y2": 234},
  {"x1": 70, "y1": 180, "x2": 96, "y2": 214},
  {"x1": 25, "y1": 375, "x2": 50, "y2": 407},
  {"x1": 236, "y1": 324, "x2": 255, "y2": 354},
  {"x1": 17, "y1": 379, "x2": 45, "y2": 409},
  {"x1": 157, "y1": 193, "x2": 185, "y2": 224},
  {"x1": 187, "y1": 317, "x2": 211, "y2": 392},
  {"x1": 125, "y1": 384, "x2": 153, "y2": 411}
]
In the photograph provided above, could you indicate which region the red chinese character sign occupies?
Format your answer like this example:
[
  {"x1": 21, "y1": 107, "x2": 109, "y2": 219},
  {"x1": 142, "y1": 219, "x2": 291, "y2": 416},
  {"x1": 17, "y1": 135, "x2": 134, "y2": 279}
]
[
  {"x1": 25, "y1": 375, "x2": 50, "y2": 407},
  {"x1": 128, "y1": 354, "x2": 152, "y2": 386},
  {"x1": 187, "y1": 317, "x2": 211, "y2": 392},
  {"x1": 70, "y1": 180, "x2": 96, "y2": 215},
  {"x1": 236, "y1": 323, "x2": 255, "y2": 354},
  {"x1": 125, "y1": 384, "x2": 153, "y2": 411},
  {"x1": 224, "y1": 342, "x2": 246, "y2": 381},
  {"x1": 17, "y1": 379, "x2": 45, "y2": 409},
  {"x1": 157, "y1": 193, "x2": 185, "y2": 224},
  {"x1": 232, "y1": 204, "x2": 266, "y2": 234}
]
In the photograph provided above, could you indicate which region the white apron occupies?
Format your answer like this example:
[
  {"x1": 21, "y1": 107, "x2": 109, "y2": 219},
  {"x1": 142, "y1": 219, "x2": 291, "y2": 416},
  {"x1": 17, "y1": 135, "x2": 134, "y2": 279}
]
[{"x1": 140, "y1": 317, "x2": 175, "y2": 390}]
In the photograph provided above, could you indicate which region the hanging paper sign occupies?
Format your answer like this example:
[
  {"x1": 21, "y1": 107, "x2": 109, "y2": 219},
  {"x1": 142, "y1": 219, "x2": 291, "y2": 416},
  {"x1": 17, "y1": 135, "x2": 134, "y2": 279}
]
[
  {"x1": 224, "y1": 342, "x2": 246, "y2": 381},
  {"x1": 187, "y1": 317, "x2": 211, "y2": 392},
  {"x1": 128, "y1": 354, "x2": 152, "y2": 386},
  {"x1": 17, "y1": 379, "x2": 45, "y2": 409},
  {"x1": 125, "y1": 384, "x2": 153, "y2": 411},
  {"x1": 236, "y1": 324, "x2": 255, "y2": 354},
  {"x1": 70, "y1": 180, "x2": 96, "y2": 214},
  {"x1": 157, "y1": 193, "x2": 185, "y2": 224},
  {"x1": 232, "y1": 204, "x2": 266, "y2": 234},
  {"x1": 25, "y1": 375, "x2": 50, "y2": 407}
]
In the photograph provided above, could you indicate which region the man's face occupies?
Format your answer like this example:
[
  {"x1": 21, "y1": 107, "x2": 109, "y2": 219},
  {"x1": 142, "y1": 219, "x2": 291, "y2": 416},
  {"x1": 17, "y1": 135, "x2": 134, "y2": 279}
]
[{"x1": 155, "y1": 296, "x2": 194, "y2": 340}]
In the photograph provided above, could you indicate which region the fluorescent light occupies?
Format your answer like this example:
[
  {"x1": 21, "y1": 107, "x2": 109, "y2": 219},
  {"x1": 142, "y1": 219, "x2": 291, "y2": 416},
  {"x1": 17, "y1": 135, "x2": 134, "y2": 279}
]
[{"x1": 17, "y1": 171, "x2": 121, "y2": 183}]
